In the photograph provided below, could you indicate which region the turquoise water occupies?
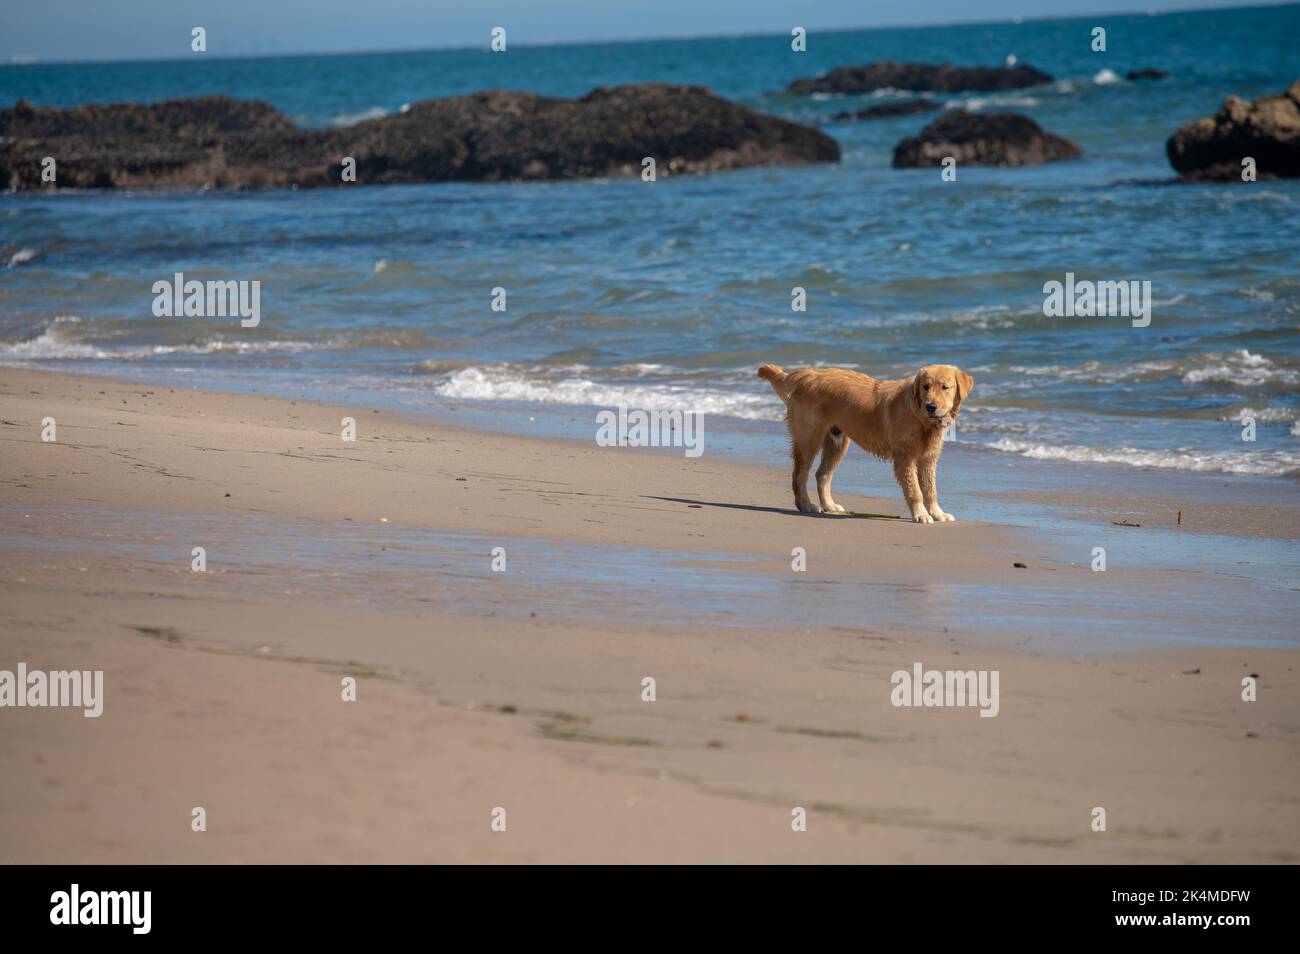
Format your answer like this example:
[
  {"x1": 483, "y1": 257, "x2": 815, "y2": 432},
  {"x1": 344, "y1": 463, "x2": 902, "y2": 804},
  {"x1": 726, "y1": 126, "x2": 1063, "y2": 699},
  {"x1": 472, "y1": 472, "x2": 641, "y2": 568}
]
[{"x1": 2, "y1": 5, "x2": 1299, "y2": 480}]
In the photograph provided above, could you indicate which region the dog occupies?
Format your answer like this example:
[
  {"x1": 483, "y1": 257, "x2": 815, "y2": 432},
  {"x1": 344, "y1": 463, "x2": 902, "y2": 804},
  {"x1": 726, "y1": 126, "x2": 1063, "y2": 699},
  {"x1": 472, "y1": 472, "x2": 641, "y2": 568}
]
[{"x1": 757, "y1": 363, "x2": 973, "y2": 523}]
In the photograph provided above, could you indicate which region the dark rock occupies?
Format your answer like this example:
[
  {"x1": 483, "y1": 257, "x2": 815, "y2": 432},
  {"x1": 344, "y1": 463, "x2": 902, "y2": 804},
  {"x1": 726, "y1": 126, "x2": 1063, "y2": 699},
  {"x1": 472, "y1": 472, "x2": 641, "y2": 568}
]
[
  {"x1": 1166, "y1": 80, "x2": 1300, "y2": 181},
  {"x1": 0, "y1": 84, "x2": 839, "y2": 191},
  {"x1": 830, "y1": 99, "x2": 942, "y2": 122},
  {"x1": 788, "y1": 61, "x2": 1053, "y2": 95},
  {"x1": 892, "y1": 111, "x2": 1082, "y2": 168},
  {"x1": 1126, "y1": 68, "x2": 1169, "y2": 81}
]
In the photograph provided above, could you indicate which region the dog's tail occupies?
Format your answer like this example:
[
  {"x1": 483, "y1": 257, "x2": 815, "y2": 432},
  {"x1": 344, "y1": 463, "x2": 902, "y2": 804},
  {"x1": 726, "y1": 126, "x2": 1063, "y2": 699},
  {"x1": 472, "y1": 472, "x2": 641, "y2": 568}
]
[{"x1": 757, "y1": 363, "x2": 791, "y2": 401}]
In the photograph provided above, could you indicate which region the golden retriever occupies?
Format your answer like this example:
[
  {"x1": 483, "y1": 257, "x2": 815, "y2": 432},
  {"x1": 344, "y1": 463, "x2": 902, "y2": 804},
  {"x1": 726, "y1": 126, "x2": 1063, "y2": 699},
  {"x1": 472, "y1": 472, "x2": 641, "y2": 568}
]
[{"x1": 757, "y1": 364, "x2": 973, "y2": 523}]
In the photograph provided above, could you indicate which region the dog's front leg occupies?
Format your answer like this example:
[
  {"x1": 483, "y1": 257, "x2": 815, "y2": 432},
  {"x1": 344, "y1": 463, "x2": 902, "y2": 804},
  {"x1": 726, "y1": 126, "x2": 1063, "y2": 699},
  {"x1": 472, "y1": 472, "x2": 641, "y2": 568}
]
[
  {"x1": 917, "y1": 455, "x2": 954, "y2": 522},
  {"x1": 893, "y1": 458, "x2": 931, "y2": 523}
]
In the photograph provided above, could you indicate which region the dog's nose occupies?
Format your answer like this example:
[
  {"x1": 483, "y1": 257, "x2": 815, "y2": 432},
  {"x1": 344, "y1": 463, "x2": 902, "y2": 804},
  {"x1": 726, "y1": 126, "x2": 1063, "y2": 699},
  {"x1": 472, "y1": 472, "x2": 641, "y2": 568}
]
[{"x1": 925, "y1": 403, "x2": 938, "y2": 414}]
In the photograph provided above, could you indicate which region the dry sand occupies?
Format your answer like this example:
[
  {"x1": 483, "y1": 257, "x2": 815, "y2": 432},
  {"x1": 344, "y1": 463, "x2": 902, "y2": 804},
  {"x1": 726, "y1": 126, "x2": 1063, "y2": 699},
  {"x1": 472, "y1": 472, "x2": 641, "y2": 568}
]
[{"x1": 1, "y1": 367, "x2": 1296, "y2": 863}]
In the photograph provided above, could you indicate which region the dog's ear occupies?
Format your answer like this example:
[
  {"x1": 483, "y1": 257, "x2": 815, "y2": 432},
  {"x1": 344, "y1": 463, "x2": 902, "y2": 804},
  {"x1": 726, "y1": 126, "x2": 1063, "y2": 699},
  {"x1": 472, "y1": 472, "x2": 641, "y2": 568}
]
[
  {"x1": 951, "y1": 369, "x2": 972, "y2": 415},
  {"x1": 912, "y1": 369, "x2": 927, "y2": 409},
  {"x1": 955, "y1": 369, "x2": 974, "y2": 404}
]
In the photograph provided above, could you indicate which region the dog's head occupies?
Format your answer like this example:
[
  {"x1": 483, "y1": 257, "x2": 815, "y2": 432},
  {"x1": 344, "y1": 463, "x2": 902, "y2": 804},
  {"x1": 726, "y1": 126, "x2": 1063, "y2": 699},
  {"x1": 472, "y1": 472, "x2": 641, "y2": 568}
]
[{"x1": 912, "y1": 365, "x2": 974, "y2": 426}]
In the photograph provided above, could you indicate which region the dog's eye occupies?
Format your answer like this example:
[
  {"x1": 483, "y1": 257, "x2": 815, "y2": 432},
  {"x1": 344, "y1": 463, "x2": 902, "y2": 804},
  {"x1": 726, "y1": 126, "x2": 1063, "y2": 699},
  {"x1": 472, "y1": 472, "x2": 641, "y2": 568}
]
[{"x1": 941, "y1": 384, "x2": 950, "y2": 390}]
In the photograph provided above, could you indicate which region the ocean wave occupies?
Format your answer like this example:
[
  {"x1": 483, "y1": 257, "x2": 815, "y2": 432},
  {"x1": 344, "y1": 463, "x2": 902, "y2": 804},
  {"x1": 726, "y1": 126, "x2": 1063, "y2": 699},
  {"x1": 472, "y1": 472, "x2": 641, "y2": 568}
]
[
  {"x1": 329, "y1": 106, "x2": 388, "y2": 127},
  {"x1": 1237, "y1": 287, "x2": 1276, "y2": 302},
  {"x1": 926, "y1": 405, "x2": 1050, "y2": 436},
  {"x1": 809, "y1": 87, "x2": 922, "y2": 102},
  {"x1": 1001, "y1": 350, "x2": 1297, "y2": 390},
  {"x1": 987, "y1": 438, "x2": 1300, "y2": 478},
  {"x1": 0, "y1": 319, "x2": 334, "y2": 361},
  {"x1": 146, "y1": 340, "x2": 326, "y2": 356},
  {"x1": 1219, "y1": 406, "x2": 1297, "y2": 424},
  {"x1": 1052, "y1": 71, "x2": 1124, "y2": 94},
  {"x1": 1002, "y1": 359, "x2": 1177, "y2": 385},
  {"x1": 951, "y1": 95, "x2": 1040, "y2": 111},
  {"x1": 433, "y1": 365, "x2": 782, "y2": 421},
  {"x1": 6, "y1": 247, "x2": 38, "y2": 268},
  {"x1": 0, "y1": 326, "x2": 112, "y2": 360},
  {"x1": 1182, "y1": 349, "x2": 1297, "y2": 387},
  {"x1": 1219, "y1": 190, "x2": 1295, "y2": 207}
]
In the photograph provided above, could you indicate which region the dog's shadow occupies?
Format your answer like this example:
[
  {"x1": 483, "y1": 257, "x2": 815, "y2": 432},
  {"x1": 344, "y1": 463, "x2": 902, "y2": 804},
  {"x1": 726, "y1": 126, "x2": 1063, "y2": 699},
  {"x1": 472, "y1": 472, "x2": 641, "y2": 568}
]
[{"x1": 646, "y1": 496, "x2": 904, "y2": 521}]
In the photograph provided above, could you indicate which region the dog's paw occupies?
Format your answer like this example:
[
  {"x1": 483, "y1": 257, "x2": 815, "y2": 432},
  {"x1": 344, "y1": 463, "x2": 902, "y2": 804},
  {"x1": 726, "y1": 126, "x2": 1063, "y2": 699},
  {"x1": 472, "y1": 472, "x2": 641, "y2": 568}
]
[
  {"x1": 911, "y1": 511, "x2": 934, "y2": 524},
  {"x1": 929, "y1": 509, "x2": 955, "y2": 522},
  {"x1": 796, "y1": 499, "x2": 824, "y2": 515},
  {"x1": 822, "y1": 501, "x2": 846, "y2": 514}
]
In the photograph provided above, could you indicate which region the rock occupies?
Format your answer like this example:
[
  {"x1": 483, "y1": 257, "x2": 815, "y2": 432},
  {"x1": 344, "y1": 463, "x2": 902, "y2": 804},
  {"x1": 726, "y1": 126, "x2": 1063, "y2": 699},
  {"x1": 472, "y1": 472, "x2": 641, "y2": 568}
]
[
  {"x1": 1126, "y1": 68, "x2": 1169, "y2": 81},
  {"x1": 0, "y1": 84, "x2": 839, "y2": 190},
  {"x1": 787, "y1": 61, "x2": 1053, "y2": 95},
  {"x1": 892, "y1": 111, "x2": 1082, "y2": 168},
  {"x1": 830, "y1": 99, "x2": 942, "y2": 122},
  {"x1": 1166, "y1": 80, "x2": 1300, "y2": 181}
]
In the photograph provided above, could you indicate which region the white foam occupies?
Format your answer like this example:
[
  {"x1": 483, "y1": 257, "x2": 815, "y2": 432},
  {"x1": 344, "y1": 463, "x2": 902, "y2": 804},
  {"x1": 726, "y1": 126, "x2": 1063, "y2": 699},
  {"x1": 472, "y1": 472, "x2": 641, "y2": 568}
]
[
  {"x1": 0, "y1": 319, "x2": 331, "y2": 362},
  {"x1": 6, "y1": 247, "x2": 38, "y2": 268},
  {"x1": 146, "y1": 340, "x2": 323, "y2": 356},
  {"x1": 955, "y1": 95, "x2": 1040, "y2": 111},
  {"x1": 1002, "y1": 351, "x2": 1297, "y2": 389},
  {"x1": 434, "y1": 365, "x2": 782, "y2": 421},
  {"x1": 1182, "y1": 350, "x2": 1296, "y2": 387},
  {"x1": 987, "y1": 438, "x2": 1300, "y2": 477},
  {"x1": 329, "y1": 106, "x2": 388, "y2": 127},
  {"x1": 1004, "y1": 359, "x2": 1175, "y2": 385},
  {"x1": 1221, "y1": 406, "x2": 1295, "y2": 423},
  {"x1": 1093, "y1": 69, "x2": 1120, "y2": 85},
  {"x1": 0, "y1": 328, "x2": 112, "y2": 360}
]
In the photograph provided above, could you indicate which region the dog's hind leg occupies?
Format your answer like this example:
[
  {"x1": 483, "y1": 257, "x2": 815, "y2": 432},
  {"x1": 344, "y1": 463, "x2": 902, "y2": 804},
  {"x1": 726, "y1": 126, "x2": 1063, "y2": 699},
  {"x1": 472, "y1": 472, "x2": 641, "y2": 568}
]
[
  {"x1": 790, "y1": 422, "x2": 826, "y2": 514},
  {"x1": 815, "y1": 427, "x2": 850, "y2": 513}
]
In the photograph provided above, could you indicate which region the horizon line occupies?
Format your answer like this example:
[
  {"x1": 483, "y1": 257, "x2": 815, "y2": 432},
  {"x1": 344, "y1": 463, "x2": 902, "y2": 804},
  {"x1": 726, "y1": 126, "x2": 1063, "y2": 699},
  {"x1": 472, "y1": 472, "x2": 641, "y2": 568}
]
[{"x1": 5, "y1": 1, "x2": 1294, "y2": 69}]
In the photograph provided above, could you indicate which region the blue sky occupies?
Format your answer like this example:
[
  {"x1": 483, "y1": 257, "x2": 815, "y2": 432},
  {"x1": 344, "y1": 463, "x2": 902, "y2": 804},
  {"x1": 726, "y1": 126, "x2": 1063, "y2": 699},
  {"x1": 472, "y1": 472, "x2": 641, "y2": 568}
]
[{"x1": 4, "y1": 1, "x2": 1280, "y2": 63}]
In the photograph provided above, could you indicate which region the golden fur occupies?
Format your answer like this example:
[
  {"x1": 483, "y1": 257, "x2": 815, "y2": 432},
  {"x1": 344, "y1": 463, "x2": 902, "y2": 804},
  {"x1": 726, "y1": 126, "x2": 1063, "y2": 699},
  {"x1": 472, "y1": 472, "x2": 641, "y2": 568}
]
[{"x1": 757, "y1": 363, "x2": 974, "y2": 523}]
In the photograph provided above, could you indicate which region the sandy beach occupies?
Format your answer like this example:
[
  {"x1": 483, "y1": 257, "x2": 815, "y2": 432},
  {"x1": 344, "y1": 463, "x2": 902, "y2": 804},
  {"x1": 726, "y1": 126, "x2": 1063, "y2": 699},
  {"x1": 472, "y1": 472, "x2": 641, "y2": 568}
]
[{"x1": 1, "y1": 366, "x2": 1296, "y2": 863}]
